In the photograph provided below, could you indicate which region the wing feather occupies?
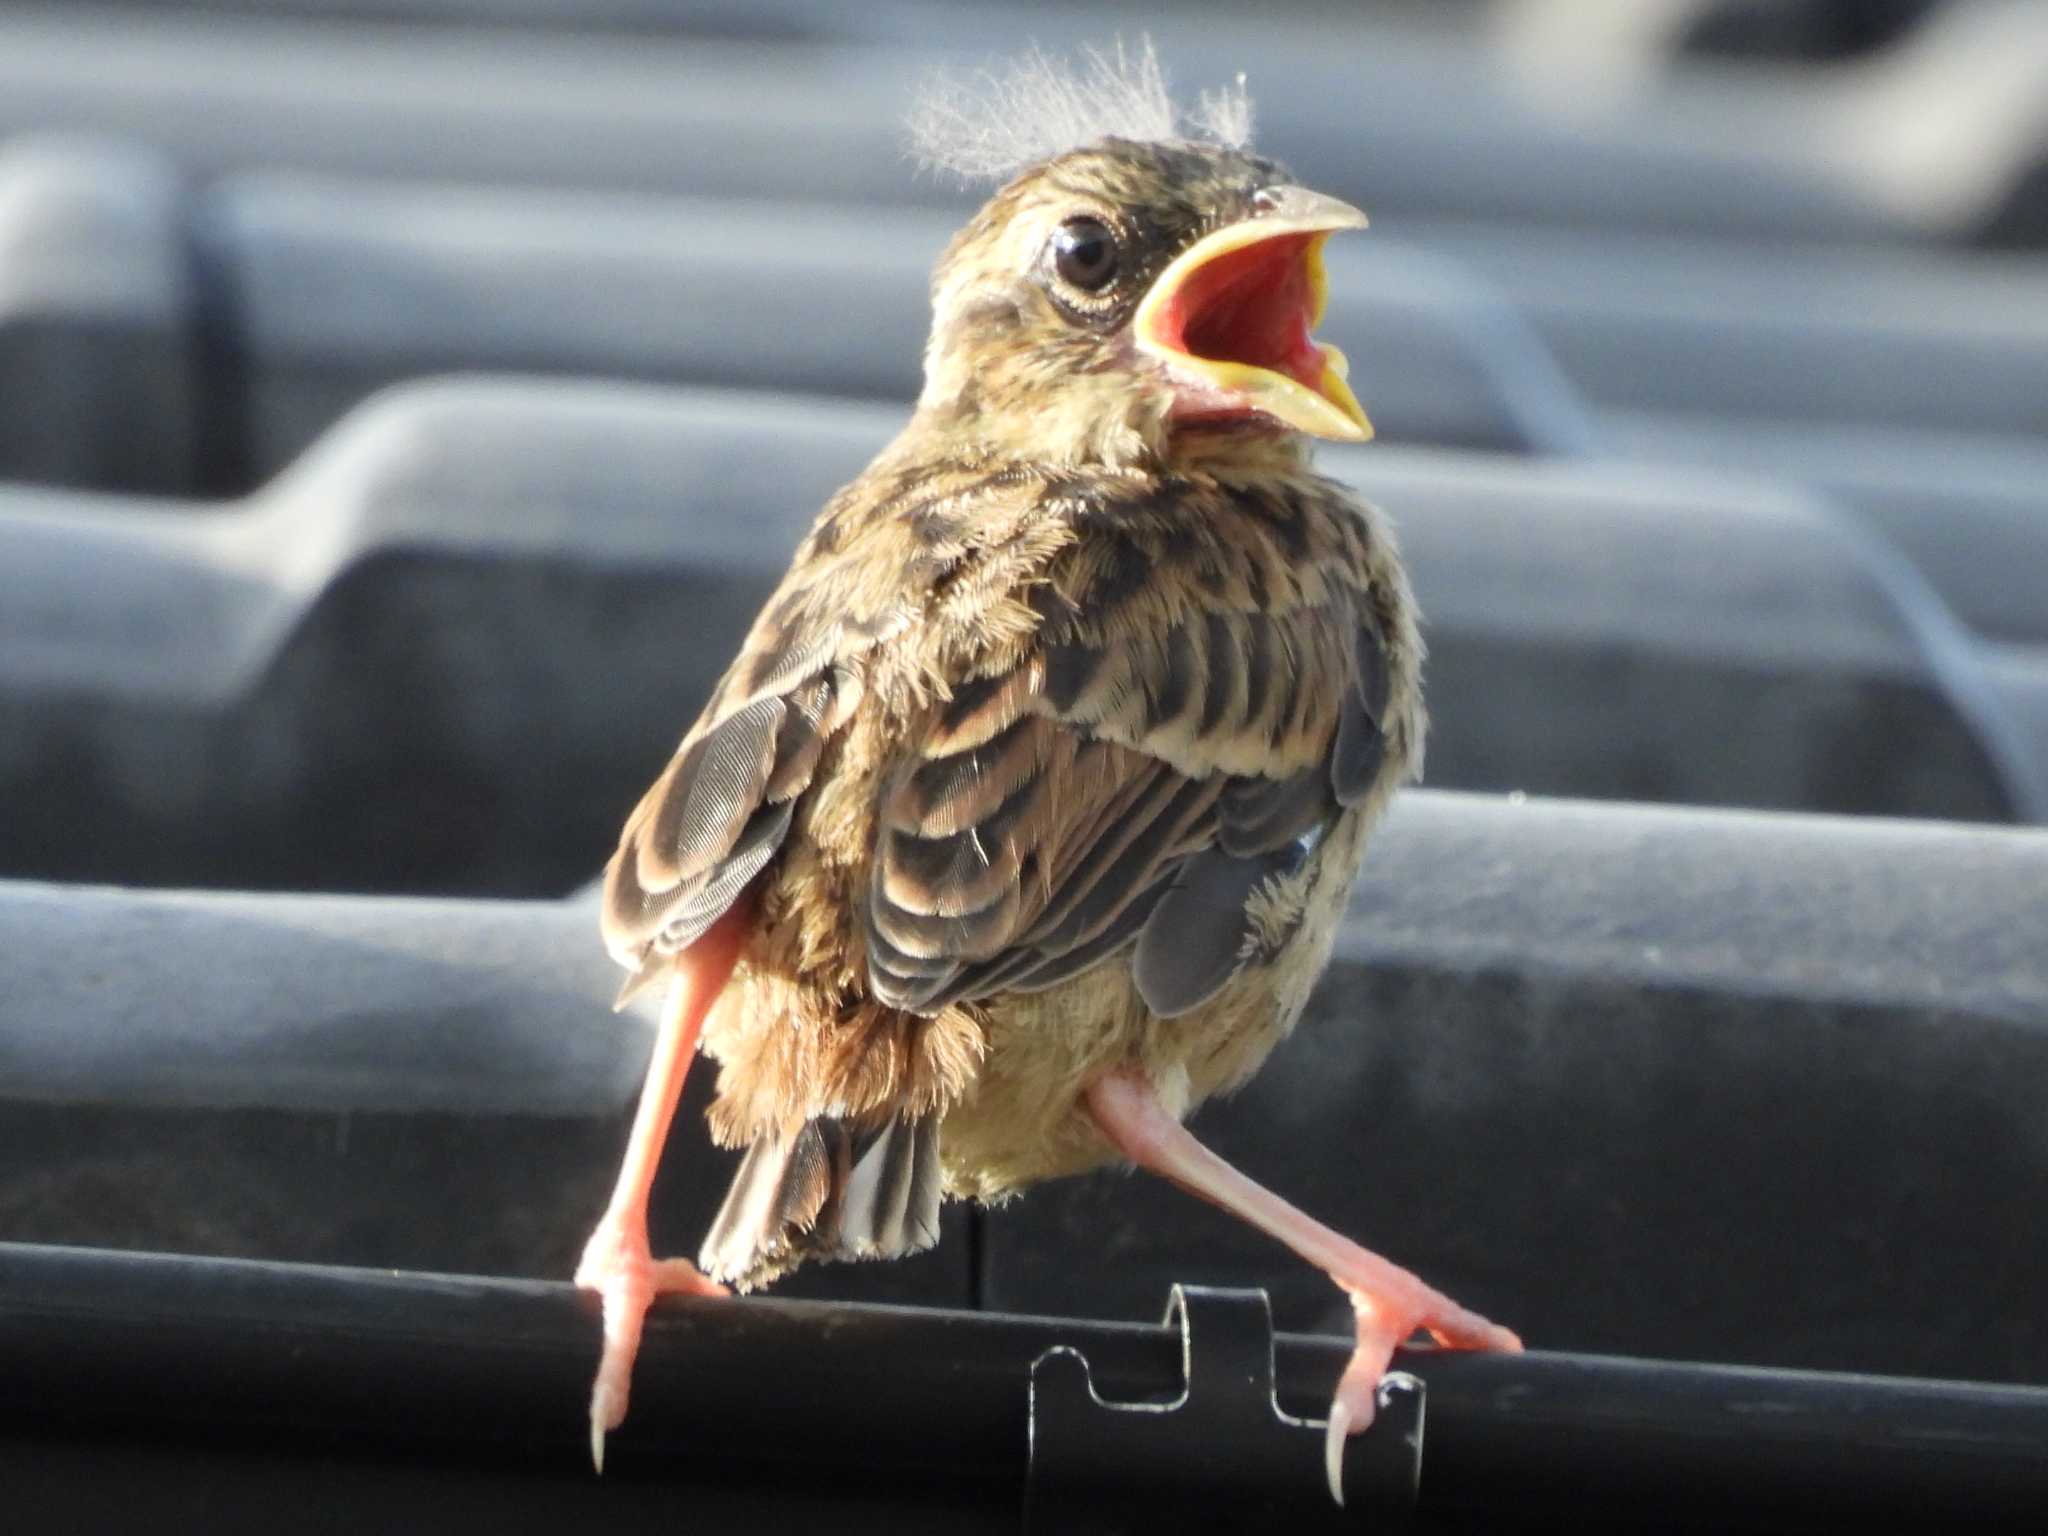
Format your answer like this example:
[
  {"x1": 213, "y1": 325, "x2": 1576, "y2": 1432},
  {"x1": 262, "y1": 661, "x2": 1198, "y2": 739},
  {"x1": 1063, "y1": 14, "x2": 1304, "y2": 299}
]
[
  {"x1": 601, "y1": 493, "x2": 892, "y2": 980},
  {"x1": 605, "y1": 463, "x2": 1403, "y2": 1031},
  {"x1": 864, "y1": 485, "x2": 1396, "y2": 1016}
]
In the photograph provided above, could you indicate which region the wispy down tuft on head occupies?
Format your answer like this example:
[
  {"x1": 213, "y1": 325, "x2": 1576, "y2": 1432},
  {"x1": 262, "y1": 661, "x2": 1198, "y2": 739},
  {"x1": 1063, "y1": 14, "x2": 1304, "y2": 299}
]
[{"x1": 908, "y1": 37, "x2": 1255, "y2": 185}]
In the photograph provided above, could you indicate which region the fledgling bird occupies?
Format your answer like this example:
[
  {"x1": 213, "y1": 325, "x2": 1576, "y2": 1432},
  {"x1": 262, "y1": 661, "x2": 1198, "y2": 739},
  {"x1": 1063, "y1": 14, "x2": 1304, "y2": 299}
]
[{"x1": 576, "y1": 45, "x2": 1520, "y2": 1501}]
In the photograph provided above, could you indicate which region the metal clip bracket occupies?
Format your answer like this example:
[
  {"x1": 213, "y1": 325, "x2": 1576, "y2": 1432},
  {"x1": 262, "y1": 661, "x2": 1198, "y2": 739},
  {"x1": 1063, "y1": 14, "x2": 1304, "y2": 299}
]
[{"x1": 1025, "y1": 1284, "x2": 1423, "y2": 1530}]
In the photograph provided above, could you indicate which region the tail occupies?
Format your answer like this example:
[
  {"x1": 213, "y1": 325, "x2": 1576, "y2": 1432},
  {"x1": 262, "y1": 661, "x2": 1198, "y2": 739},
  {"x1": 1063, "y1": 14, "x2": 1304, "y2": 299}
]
[{"x1": 698, "y1": 1112, "x2": 944, "y2": 1290}]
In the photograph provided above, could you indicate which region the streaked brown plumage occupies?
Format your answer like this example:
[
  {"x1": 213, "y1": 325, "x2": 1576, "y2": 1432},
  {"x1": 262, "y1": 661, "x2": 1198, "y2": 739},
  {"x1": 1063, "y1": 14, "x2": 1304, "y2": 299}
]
[{"x1": 577, "y1": 101, "x2": 1518, "y2": 1503}]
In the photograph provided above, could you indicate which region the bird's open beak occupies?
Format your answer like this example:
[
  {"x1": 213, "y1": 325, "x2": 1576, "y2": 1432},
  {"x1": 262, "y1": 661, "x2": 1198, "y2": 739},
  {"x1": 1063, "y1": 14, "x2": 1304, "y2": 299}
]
[{"x1": 1133, "y1": 187, "x2": 1372, "y2": 442}]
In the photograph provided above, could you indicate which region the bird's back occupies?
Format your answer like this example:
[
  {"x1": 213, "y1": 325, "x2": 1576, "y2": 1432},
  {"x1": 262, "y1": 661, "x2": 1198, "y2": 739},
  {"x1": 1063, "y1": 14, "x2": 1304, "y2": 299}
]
[{"x1": 604, "y1": 439, "x2": 1421, "y2": 1289}]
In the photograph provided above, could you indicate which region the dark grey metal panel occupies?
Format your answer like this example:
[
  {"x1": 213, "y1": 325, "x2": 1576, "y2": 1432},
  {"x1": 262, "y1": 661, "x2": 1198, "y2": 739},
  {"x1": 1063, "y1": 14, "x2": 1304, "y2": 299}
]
[
  {"x1": 0, "y1": 383, "x2": 876, "y2": 892},
  {"x1": 1984, "y1": 643, "x2": 2048, "y2": 805},
  {"x1": 1413, "y1": 219, "x2": 2048, "y2": 443},
  {"x1": 0, "y1": 12, "x2": 922, "y2": 204},
  {"x1": 0, "y1": 136, "x2": 199, "y2": 492},
  {"x1": 0, "y1": 381, "x2": 2031, "y2": 897},
  {"x1": 1673, "y1": 0, "x2": 1943, "y2": 62},
  {"x1": 202, "y1": 173, "x2": 1587, "y2": 477},
  {"x1": 0, "y1": 880, "x2": 628, "y2": 1115},
  {"x1": 0, "y1": 6, "x2": 2041, "y2": 246},
  {"x1": 0, "y1": 871, "x2": 972, "y2": 1304},
  {"x1": 1603, "y1": 412, "x2": 2048, "y2": 647},
  {"x1": 6, "y1": 1241, "x2": 2047, "y2": 1532},
  {"x1": 1601, "y1": 413, "x2": 2048, "y2": 789},
  {"x1": 3, "y1": 789, "x2": 2043, "y2": 1380},
  {"x1": 0, "y1": 162, "x2": 1591, "y2": 495},
  {"x1": 982, "y1": 789, "x2": 2048, "y2": 1385},
  {"x1": 1330, "y1": 443, "x2": 2044, "y2": 824},
  {"x1": 200, "y1": 177, "x2": 946, "y2": 474}
]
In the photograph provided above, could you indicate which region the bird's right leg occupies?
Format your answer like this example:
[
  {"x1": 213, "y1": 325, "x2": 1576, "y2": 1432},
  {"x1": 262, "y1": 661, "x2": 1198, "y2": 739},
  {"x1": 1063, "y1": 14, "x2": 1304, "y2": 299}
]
[
  {"x1": 576, "y1": 897, "x2": 752, "y2": 1472},
  {"x1": 1082, "y1": 1067, "x2": 1520, "y2": 1505}
]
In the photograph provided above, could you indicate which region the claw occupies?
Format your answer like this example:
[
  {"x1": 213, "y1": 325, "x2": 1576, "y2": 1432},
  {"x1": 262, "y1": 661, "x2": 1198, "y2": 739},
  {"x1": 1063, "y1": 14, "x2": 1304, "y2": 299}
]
[
  {"x1": 1324, "y1": 1393, "x2": 1354, "y2": 1506},
  {"x1": 590, "y1": 1398, "x2": 610, "y2": 1476},
  {"x1": 1324, "y1": 1310, "x2": 1395, "y2": 1507},
  {"x1": 583, "y1": 1269, "x2": 640, "y2": 1475},
  {"x1": 1321, "y1": 1290, "x2": 1519, "y2": 1505},
  {"x1": 577, "y1": 1212, "x2": 726, "y2": 1475}
]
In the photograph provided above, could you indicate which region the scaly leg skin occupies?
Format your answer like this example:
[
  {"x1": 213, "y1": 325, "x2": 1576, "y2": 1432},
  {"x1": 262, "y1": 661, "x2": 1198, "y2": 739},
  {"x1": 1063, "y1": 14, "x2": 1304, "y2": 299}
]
[
  {"x1": 1082, "y1": 1068, "x2": 1522, "y2": 1507},
  {"x1": 575, "y1": 900, "x2": 751, "y2": 1473}
]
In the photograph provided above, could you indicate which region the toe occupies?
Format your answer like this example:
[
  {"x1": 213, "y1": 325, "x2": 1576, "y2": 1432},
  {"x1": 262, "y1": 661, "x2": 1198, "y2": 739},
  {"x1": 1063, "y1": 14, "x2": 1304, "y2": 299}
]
[
  {"x1": 1422, "y1": 1302, "x2": 1523, "y2": 1354},
  {"x1": 651, "y1": 1258, "x2": 730, "y2": 1296},
  {"x1": 575, "y1": 1226, "x2": 728, "y2": 1476}
]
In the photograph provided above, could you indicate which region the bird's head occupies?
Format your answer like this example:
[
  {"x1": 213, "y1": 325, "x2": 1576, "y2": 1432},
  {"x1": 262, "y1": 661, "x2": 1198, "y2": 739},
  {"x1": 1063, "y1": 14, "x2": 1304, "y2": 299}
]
[{"x1": 915, "y1": 133, "x2": 1372, "y2": 469}]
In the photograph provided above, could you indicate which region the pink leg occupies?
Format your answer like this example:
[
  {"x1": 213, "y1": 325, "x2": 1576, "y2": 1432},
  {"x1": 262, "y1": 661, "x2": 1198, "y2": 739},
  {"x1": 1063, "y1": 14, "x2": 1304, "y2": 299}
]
[
  {"x1": 1083, "y1": 1068, "x2": 1521, "y2": 1505},
  {"x1": 574, "y1": 900, "x2": 751, "y2": 1472}
]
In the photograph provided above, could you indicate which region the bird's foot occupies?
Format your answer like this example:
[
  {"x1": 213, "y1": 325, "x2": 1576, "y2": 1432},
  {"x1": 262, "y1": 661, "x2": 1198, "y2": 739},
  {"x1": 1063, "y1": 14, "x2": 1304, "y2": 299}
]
[
  {"x1": 1074, "y1": 1068, "x2": 1521, "y2": 1505},
  {"x1": 1323, "y1": 1274, "x2": 1521, "y2": 1504},
  {"x1": 575, "y1": 1213, "x2": 729, "y2": 1474}
]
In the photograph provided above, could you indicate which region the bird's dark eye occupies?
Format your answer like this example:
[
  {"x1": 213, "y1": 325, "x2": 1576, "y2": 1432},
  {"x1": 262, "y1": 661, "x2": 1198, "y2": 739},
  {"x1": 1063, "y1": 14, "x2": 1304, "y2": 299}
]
[{"x1": 1051, "y1": 217, "x2": 1119, "y2": 291}]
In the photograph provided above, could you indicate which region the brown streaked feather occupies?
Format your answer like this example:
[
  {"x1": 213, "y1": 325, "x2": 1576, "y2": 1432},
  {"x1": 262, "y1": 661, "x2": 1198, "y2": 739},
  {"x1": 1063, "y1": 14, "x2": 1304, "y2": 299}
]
[
  {"x1": 1332, "y1": 597, "x2": 1393, "y2": 805},
  {"x1": 610, "y1": 453, "x2": 1404, "y2": 1180},
  {"x1": 866, "y1": 730, "x2": 1215, "y2": 1013},
  {"x1": 598, "y1": 464, "x2": 947, "y2": 981},
  {"x1": 1220, "y1": 766, "x2": 1329, "y2": 854},
  {"x1": 602, "y1": 678, "x2": 841, "y2": 988},
  {"x1": 860, "y1": 470, "x2": 1395, "y2": 1022}
]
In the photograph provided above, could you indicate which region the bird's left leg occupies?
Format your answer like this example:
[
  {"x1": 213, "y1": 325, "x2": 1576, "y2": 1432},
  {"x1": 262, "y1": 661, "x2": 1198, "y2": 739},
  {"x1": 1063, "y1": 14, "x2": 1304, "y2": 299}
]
[
  {"x1": 575, "y1": 898, "x2": 752, "y2": 1471},
  {"x1": 1083, "y1": 1067, "x2": 1521, "y2": 1504}
]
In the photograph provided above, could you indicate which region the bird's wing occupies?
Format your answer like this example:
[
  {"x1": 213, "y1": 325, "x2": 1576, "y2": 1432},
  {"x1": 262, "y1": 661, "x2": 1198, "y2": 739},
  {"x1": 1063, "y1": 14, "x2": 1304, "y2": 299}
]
[
  {"x1": 600, "y1": 488, "x2": 908, "y2": 997},
  {"x1": 866, "y1": 489, "x2": 1396, "y2": 1017}
]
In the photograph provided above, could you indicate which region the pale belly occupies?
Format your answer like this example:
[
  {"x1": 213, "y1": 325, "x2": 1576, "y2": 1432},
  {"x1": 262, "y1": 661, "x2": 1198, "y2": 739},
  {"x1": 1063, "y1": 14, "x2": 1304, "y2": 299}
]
[{"x1": 937, "y1": 804, "x2": 1371, "y2": 1201}]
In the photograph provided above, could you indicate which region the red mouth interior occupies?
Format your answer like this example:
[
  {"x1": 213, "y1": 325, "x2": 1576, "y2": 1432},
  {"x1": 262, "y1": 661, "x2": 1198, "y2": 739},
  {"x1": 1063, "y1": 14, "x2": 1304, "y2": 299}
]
[{"x1": 1151, "y1": 231, "x2": 1326, "y2": 391}]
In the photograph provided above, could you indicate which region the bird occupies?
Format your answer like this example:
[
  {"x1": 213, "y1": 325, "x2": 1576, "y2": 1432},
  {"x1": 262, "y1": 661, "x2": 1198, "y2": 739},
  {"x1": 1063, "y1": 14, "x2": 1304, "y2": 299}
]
[{"x1": 574, "y1": 43, "x2": 1520, "y2": 1503}]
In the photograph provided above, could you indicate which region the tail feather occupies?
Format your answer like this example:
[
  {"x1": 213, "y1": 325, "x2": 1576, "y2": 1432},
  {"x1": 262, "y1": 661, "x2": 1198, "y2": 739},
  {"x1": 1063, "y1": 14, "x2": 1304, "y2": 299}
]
[
  {"x1": 842, "y1": 1111, "x2": 943, "y2": 1258},
  {"x1": 700, "y1": 1113, "x2": 942, "y2": 1290}
]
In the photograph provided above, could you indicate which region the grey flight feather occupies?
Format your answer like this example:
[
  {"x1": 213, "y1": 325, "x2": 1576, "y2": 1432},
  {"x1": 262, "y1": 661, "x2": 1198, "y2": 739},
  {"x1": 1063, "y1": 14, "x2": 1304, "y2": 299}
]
[
  {"x1": 1132, "y1": 842, "x2": 1306, "y2": 1017},
  {"x1": 699, "y1": 1113, "x2": 943, "y2": 1290}
]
